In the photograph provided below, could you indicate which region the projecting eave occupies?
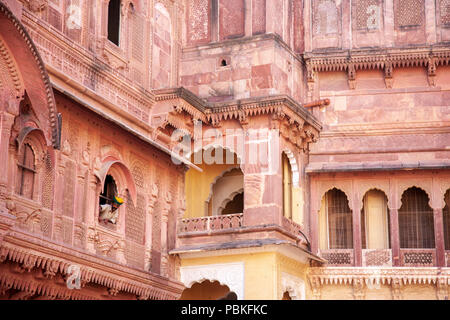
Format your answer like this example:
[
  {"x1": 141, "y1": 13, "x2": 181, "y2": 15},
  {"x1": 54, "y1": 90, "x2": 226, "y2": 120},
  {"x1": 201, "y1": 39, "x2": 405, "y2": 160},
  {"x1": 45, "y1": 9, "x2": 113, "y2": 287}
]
[
  {"x1": 169, "y1": 239, "x2": 326, "y2": 264},
  {"x1": 306, "y1": 160, "x2": 450, "y2": 174}
]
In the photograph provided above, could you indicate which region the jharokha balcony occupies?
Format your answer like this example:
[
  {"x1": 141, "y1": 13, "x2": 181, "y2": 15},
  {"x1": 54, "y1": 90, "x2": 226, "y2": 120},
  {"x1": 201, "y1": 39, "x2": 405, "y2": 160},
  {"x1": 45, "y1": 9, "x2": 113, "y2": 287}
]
[{"x1": 176, "y1": 213, "x2": 310, "y2": 252}]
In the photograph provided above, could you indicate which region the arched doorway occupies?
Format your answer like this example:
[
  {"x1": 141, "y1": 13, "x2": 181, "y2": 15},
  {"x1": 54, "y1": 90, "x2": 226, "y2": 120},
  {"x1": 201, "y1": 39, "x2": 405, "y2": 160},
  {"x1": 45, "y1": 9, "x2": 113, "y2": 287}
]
[
  {"x1": 184, "y1": 147, "x2": 242, "y2": 218},
  {"x1": 361, "y1": 189, "x2": 390, "y2": 249},
  {"x1": 179, "y1": 280, "x2": 232, "y2": 300}
]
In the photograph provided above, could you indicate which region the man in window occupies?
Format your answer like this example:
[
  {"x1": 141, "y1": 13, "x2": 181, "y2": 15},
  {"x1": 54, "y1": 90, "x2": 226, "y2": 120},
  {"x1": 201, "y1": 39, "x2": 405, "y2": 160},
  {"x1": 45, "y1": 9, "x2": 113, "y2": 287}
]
[{"x1": 99, "y1": 196, "x2": 124, "y2": 224}]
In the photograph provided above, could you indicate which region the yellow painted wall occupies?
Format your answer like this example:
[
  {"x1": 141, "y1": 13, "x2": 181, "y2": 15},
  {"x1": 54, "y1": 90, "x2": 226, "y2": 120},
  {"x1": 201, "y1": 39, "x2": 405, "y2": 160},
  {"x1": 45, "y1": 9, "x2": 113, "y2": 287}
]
[
  {"x1": 276, "y1": 253, "x2": 309, "y2": 300},
  {"x1": 185, "y1": 151, "x2": 239, "y2": 218},
  {"x1": 180, "y1": 252, "x2": 278, "y2": 300}
]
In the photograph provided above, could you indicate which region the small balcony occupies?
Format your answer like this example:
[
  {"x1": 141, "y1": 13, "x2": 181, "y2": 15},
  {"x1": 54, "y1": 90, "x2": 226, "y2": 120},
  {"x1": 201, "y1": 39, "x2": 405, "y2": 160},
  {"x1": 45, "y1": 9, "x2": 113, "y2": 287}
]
[
  {"x1": 317, "y1": 248, "x2": 448, "y2": 267},
  {"x1": 176, "y1": 213, "x2": 310, "y2": 252},
  {"x1": 178, "y1": 213, "x2": 243, "y2": 235}
]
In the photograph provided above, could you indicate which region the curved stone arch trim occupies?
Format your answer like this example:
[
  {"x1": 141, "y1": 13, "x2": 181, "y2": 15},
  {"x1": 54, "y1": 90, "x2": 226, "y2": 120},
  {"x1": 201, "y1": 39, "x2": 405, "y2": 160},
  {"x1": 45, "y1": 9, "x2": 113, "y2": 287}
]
[
  {"x1": 180, "y1": 262, "x2": 245, "y2": 300},
  {"x1": 397, "y1": 181, "x2": 433, "y2": 210},
  {"x1": 188, "y1": 143, "x2": 244, "y2": 167},
  {"x1": 94, "y1": 159, "x2": 137, "y2": 204},
  {"x1": 0, "y1": 37, "x2": 24, "y2": 96},
  {"x1": 282, "y1": 149, "x2": 300, "y2": 188},
  {"x1": 217, "y1": 188, "x2": 244, "y2": 215},
  {"x1": 360, "y1": 187, "x2": 389, "y2": 207},
  {"x1": 281, "y1": 272, "x2": 305, "y2": 300},
  {"x1": 316, "y1": 181, "x2": 354, "y2": 213},
  {"x1": 439, "y1": 180, "x2": 450, "y2": 210},
  {"x1": 205, "y1": 166, "x2": 243, "y2": 203},
  {"x1": 0, "y1": 2, "x2": 59, "y2": 148}
]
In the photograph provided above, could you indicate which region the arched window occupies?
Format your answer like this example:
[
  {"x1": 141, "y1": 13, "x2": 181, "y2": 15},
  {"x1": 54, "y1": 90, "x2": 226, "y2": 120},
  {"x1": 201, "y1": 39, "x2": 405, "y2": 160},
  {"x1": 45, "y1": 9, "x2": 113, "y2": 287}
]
[
  {"x1": 221, "y1": 192, "x2": 243, "y2": 215},
  {"x1": 16, "y1": 143, "x2": 36, "y2": 199},
  {"x1": 443, "y1": 190, "x2": 450, "y2": 250},
  {"x1": 100, "y1": 174, "x2": 118, "y2": 206},
  {"x1": 361, "y1": 190, "x2": 390, "y2": 249},
  {"x1": 398, "y1": 187, "x2": 435, "y2": 249},
  {"x1": 322, "y1": 188, "x2": 353, "y2": 249},
  {"x1": 99, "y1": 174, "x2": 121, "y2": 225},
  {"x1": 282, "y1": 153, "x2": 293, "y2": 219},
  {"x1": 108, "y1": 0, "x2": 121, "y2": 45}
]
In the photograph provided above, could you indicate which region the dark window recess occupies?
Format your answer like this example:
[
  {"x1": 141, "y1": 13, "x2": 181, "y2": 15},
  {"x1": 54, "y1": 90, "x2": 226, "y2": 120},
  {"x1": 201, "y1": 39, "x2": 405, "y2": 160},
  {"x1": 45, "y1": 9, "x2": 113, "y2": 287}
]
[
  {"x1": 99, "y1": 174, "x2": 118, "y2": 206},
  {"x1": 17, "y1": 143, "x2": 35, "y2": 199},
  {"x1": 108, "y1": 0, "x2": 121, "y2": 46}
]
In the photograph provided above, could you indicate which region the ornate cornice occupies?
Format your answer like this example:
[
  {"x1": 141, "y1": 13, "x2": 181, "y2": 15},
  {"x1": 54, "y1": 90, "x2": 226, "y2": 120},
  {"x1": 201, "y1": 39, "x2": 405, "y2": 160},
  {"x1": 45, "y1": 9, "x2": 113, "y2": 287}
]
[
  {"x1": 304, "y1": 46, "x2": 450, "y2": 89},
  {"x1": 308, "y1": 267, "x2": 450, "y2": 286},
  {"x1": 0, "y1": 231, "x2": 184, "y2": 300}
]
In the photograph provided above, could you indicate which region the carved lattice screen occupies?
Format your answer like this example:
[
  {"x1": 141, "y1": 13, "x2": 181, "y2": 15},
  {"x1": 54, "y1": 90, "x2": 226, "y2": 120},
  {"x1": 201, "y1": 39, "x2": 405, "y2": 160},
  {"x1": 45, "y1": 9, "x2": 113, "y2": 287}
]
[{"x1": 398, "y1": 187, "x2": 435, "y2": 249}]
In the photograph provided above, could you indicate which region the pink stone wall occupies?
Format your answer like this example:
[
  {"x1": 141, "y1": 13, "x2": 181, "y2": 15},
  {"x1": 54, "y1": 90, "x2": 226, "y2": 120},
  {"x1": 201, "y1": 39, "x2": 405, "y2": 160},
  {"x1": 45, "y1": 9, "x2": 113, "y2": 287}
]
[
  {"x1": 152, "y1": 3, "x2": 173, "y2": 89},
  {"x1": 219, "y1": 0, "x2": 245, "y2": 40}
]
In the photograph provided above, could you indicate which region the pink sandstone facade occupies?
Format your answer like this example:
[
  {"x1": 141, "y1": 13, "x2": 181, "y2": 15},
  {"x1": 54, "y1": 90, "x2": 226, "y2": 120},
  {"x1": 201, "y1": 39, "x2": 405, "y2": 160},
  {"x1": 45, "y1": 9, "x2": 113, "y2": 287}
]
[{"x1": 0, "y1": 0, "x2": 449, "y2": 300}]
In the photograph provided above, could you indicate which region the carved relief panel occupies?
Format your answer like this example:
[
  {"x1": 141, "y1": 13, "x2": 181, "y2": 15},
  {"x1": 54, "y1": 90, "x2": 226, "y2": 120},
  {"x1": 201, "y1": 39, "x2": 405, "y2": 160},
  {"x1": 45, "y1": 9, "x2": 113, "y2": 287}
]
[
  {"x1": 311, "y1": 0, "x2": 342, "y2": 49},
  {"x1": 437, "y1": 0, "x2": 450, "y2": 42},
  {"x1": 393, "y1": 0, "x2": 426, "y2": 45},
  {"x1": 352, "y1": 0, "x2": 385, "y2": 48}
]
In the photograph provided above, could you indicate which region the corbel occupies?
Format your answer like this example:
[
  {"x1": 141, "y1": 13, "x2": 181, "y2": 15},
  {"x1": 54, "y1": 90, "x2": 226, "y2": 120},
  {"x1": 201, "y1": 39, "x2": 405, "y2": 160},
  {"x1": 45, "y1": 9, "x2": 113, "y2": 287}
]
[
  {"x1": 427, "y1": 56, "x2": 437, "y2": 87},
  {"x1": 384, "y1": 62, "x2": 394, "y2": 89},
  {"x1": 348, "y1": 64, "x2": 356, "y2": 90}
]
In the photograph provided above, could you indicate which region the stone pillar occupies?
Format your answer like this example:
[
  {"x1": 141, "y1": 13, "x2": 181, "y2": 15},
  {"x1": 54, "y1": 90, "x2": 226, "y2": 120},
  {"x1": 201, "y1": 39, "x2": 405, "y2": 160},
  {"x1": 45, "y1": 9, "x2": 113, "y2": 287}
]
[
  {"x1": 0, "y1": 112, "x2": 15, "y2": 211},
  {"x1": 389, "y1": 208, "x2": 401, "y2": 266},
  {"x1": 160, "y1": 191, "x2": 172, "y2": 277},
  {"x1": 145, "y1": 184, "x2": 158, "y2": 271},
  {"x1": 85, "y1": 176, "x2": 100, "y2": 254},
  {"x1": 52, "y1": 157, "x2": 66, "y2": 242},
  {"x1": 242, "y1": 127, "x2": 282, "y2": 228},
  {"x1": 352, "y1": 204, "x2": 362, "y2": 267},
  {"x1": 433, "y1": 208, "x2": 446, "y2": 267}
]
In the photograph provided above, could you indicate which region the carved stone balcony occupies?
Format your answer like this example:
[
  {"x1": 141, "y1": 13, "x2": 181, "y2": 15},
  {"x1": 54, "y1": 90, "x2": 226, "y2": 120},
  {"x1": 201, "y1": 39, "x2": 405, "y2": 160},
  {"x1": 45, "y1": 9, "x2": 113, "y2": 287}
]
[
  {"x1": 175, "y1": 213, "x2": 312, "y2": 257},
  {"x1": 178, "y1": 213, "x2": 243, "y2": 235},
  {"x1": 319, "y1": 248, "x2": 442, "y2": 267}
]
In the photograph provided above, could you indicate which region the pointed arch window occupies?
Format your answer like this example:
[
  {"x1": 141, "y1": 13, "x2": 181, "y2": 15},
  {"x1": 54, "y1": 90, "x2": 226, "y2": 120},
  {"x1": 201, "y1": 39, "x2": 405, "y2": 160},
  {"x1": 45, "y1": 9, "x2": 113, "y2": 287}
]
[
  {"x1": 399, "y1": 187, "x2": 435, "y2": 249},
  {"x1": 324, "y1": 189, "x2": 353, "y2": 249},
  {"x1": 108, "y1": 0, "x2": 121, "y2": 45},
  {"x1": 17, "y1": 143, "x2": 36, "y2": 199}
]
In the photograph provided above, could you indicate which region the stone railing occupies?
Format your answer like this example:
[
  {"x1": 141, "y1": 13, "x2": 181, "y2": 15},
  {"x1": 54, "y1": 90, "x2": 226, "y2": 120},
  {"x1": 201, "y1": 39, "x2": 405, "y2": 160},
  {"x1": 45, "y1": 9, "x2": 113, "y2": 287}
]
[
  {"x1": 319, "y1": 249, "x2": 354, "y2": 266},
  {"x1": 362, "y1": 249, "x2": 392, "y2": 267},
  {"x1": 400, "y1": 249, "x2": 436, "y2": 267},
  {"x1": 178, "y1": 213, "x2": 243, "y2": 234}
]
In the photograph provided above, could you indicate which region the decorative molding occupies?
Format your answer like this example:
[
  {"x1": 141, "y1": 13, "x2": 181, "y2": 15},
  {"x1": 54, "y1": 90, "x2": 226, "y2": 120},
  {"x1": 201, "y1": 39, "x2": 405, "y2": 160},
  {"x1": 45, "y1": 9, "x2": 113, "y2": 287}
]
[
  {"x1": 180, "y1": 262, "x2": 245, "y2": 300},
  {"x1": 308, "y1": 267, "x2": 450, "y2": 300},
  {"x1": 0, "y1": 2, "x2": 59, "y2": 148},
  {"x1": 281, "y1": 272, "x2": 305, "y2": 300},
  {"x1": 0, "y1": 237, "x2": 184, "y2": 299},
  {"x1": 304, "y1": 47, "x2": 450, "y2": 91}
]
